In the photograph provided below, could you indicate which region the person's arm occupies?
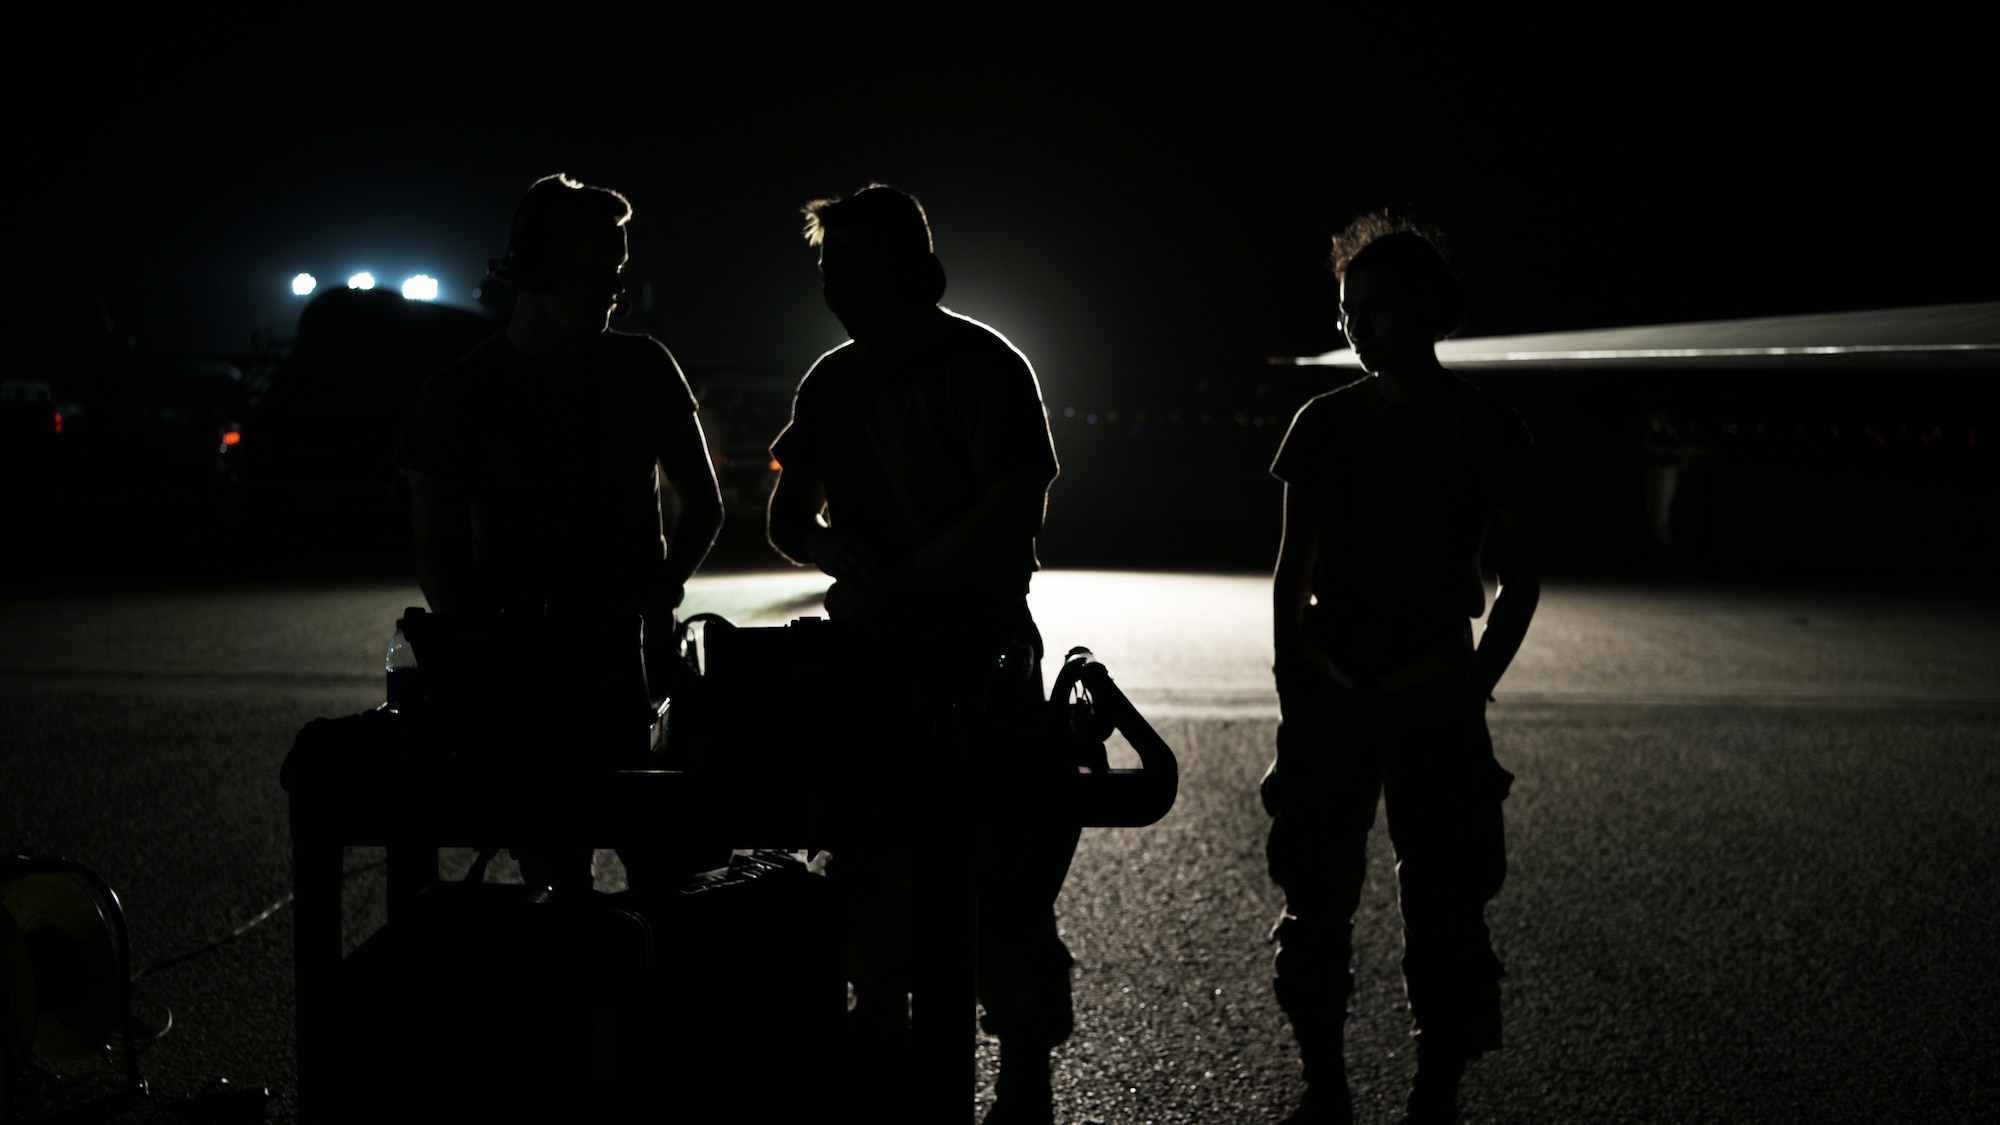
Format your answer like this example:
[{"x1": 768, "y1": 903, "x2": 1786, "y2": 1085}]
[
  {"x1": 655, "y1": 412, "x2": 723, "y2": 606},
  {"x1": 767, "y1": 468, "x2": 888, "y2": 587},
  {"x1": 766, "y1": 360, "x2": 885, "y2": 586},
  {"x1": 909, "y1": 474, "x2": 1048, "y2": 580},
  {"x1": 1470, "y1": 496, "x2": 1541, "y2": 704},
  {"x1": 765, "y1": 465, "x2": 817, "y2": 567},
  {"x1": 1272, "y1": 482, "x2": 1318, "y2": 678},
  {"x1": 1274, "y1": 483, "x2": 1348, "y2": 681},
  {"x1": 1273, "y1": 482, "x2": 1366, "y2": 691},
  {"x1": 410, "y1": 470, "x2": 477, "y2": 613}
]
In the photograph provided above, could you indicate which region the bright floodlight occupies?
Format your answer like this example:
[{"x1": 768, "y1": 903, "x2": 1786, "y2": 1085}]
[
  {"x1": 291, "y1": 273, "x2": 316, "y2": 296},
  {"x1": 348, "y1": 272, "x2": 376, "y2": 290},
  {"x1": 401, "y1": 274, "x2": 439, "y2": 301}
]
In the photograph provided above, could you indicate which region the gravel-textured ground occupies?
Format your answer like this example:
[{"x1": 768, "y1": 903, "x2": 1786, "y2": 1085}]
[{"x1": 4, "y1": 572, "x2": 1997, "y2": 1122}]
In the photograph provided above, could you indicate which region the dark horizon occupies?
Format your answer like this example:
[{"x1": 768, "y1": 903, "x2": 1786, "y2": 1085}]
[
  {"x1": 7, "y1": 12, "x2": 1995, "y2": 585},
  {"x1": 16, "y1": 14, "x2": 1997, "y2": 388}
]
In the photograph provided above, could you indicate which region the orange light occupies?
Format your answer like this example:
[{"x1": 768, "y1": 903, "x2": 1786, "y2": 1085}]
[
  {"x1": 53, "y1": 411, "x2": 62, "y2": 434},
  {"x1": 768, "y1": 459, "x2": 782, "y2": 471},
  {"x1": 221, "y1": 431, "x2": 241, "y2": 446}
]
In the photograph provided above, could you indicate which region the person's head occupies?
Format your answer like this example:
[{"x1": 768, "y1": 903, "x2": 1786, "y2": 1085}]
[
  {"x1": 802, "y1": 183, "x2": 946, "y2": 342},
  {"x1": 496, "y1": 173, "x2": 632, "y2": 334},
  {"x1": 1330, "y1": 212, "x2": 1466, "y2": 375}
]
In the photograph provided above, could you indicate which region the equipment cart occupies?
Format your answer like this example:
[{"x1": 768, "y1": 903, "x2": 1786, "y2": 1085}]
[{"x1": 284, "y1": 614, "x2": 1177, "y2": 1122}]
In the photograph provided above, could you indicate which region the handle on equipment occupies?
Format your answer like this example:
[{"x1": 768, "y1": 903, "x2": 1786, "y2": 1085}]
[
  {"x1": 1050, "y1": 647, "x2": 1180, "y2": 828},
  {"x1": 673, "y1": 612, "x2": 736, "y2": 679}
]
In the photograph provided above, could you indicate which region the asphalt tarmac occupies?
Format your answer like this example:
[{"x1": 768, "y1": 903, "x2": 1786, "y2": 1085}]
[{"x1": 3, "y1": 571, "x2": 1997, "y2": 1122}]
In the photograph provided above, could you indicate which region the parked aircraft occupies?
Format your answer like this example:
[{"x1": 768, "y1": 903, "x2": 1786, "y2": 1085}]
[{"x1": 1292, "y1": 302, "x2": 2000, "y2": 573}]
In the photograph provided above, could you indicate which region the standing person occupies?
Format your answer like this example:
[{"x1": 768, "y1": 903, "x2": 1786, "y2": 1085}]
[
  {"x1": 1262, "y1": 214, "x2": 1541, "y2": 1125},
  {"x1": 766, "y1": 183, "x2": 1071, "y2": 1124},
  {"x1": 396, "y1": 172, "x2": 726, "y2": 890}
]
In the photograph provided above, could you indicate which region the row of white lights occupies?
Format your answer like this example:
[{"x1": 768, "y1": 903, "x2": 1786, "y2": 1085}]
[{"x1": 291, "y1": 272, "x2": 439, "y2": 301}]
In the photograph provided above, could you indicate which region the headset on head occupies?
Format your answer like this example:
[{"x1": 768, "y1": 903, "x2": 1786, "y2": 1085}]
[
  {"x1": 487, "y1": 225, "x2": 632, "y2": 315},
  {"x1": 486, "y1": 238, "x2": 560, "y2": 295},
  {"x1": 485, "y1": 184, "x2": 620, "y2": 304}
]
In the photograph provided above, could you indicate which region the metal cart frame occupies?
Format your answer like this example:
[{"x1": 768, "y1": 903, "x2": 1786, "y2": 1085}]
[{"x1": 284, "y1": 643, "x2": 1174, "y2": 1121}]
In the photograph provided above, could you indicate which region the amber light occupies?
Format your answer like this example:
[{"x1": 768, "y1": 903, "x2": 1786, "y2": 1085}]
[
  {"x1": 768, "y1": 459, "x2": 782, "y2": 471},
  {"x1": 221, "y1": 431, "x2": 242, "y2": 446}
]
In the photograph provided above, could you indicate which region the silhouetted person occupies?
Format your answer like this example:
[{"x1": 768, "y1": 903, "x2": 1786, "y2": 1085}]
[
  {"x1": 766, "y1": 184, "x2": 1070, "y2": 1124},
  {"x1": 1262, "y1": 215, "x2": 1540, "y2": 1125},
  {"x1": 395, "y1": 173, "x2": 726, "y2": 890}
]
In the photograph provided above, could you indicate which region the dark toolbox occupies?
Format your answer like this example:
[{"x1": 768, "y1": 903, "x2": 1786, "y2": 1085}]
[
  {"x1": 392, "y1": 607, "x2": 668, "y2": 770},
  {"x1": 337, "y1": 851, "x2": 842, "y2": 1122}
]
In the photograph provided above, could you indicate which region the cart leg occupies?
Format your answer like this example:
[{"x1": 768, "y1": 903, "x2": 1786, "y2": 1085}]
[{"x1": 291, "y1": 816, "x2": 343, "y2": 1123}]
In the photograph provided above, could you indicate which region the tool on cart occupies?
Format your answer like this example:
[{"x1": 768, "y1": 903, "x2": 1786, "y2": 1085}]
[
  {"x1": 667, "y1": 614, "x2": 1179, "y2": 827},
  {"x1": 382, "y1": 606, "x2": 668, "y2": 769}
]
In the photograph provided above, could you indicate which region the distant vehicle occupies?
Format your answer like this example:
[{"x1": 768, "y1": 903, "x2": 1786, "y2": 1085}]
[
  {"x1": 1, "y1": 380, "x2": 68, "y2": 506},
  {"x1": 226, "y1": 287, "x2": 499, "y2": 558},
  {"x1": 83, "y1": 358, "x2": 243, "y2": 467},
  {"x1": 8, "y1": 358, "x2": 241, "y2": 507},
  {"x1": 681, "y1": 368, "x2": 798, "y2": 522},
  {"x1": 0, "y1": 378, "x2": 64, "y2": 439}
]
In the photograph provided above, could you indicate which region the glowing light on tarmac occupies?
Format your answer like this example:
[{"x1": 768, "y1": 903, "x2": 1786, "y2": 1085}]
[
  {"x1": 677, "y1": 571, "x2": 1785, "y2": 721},
  {"x1": 348, "y1": 272, "x2": 376, "y2": 290},
  {"x1": 291, "y1": 273, "x2": 316, "y2": 296},
  {"x1": 401, "y1": 275, "x2": 439, "y2": 301},
  {"x1": 680, "y1": 570, "x2": 1278, "y2": 720}
]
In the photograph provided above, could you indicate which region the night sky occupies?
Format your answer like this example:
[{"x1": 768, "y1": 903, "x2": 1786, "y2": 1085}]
[{"x1": 16, "y1": 10, "x2": 1995, "y2": 415}]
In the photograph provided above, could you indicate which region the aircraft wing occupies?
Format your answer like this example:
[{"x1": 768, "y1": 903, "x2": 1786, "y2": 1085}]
[{"x1": 1295, "y1": 301, "x2": 2000, "y2": 372}]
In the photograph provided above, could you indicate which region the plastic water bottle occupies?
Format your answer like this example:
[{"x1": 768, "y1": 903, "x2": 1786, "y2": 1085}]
[{"x1": 386, "y1": 611, "x2": 421, "y2": 712}]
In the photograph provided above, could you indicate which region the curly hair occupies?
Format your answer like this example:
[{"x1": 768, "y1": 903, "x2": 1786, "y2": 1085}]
[{"x1": 1329, "y1": 211, "x2": 1467, "y2": 340}]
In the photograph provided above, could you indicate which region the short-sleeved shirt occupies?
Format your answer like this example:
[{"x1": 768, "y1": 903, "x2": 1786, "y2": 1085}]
[
  {"x1": 395, "y1": 329, "x2": 699, "y2": 612},
  {"x1": 1271, "y1": 372, "x2": 1537, "y2": 674},
  {"x1": 770, "y1": 310, "x2": 1059, "y2": 606}
]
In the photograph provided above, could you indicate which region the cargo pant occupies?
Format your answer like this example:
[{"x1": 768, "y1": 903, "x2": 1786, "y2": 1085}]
[
  {"x1": 1263, "y1": 657, "x2": 1512, "y2": 1055},
  {"x1": 829, "y1": 607, "x2": 1079, "y2": 1049}
]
